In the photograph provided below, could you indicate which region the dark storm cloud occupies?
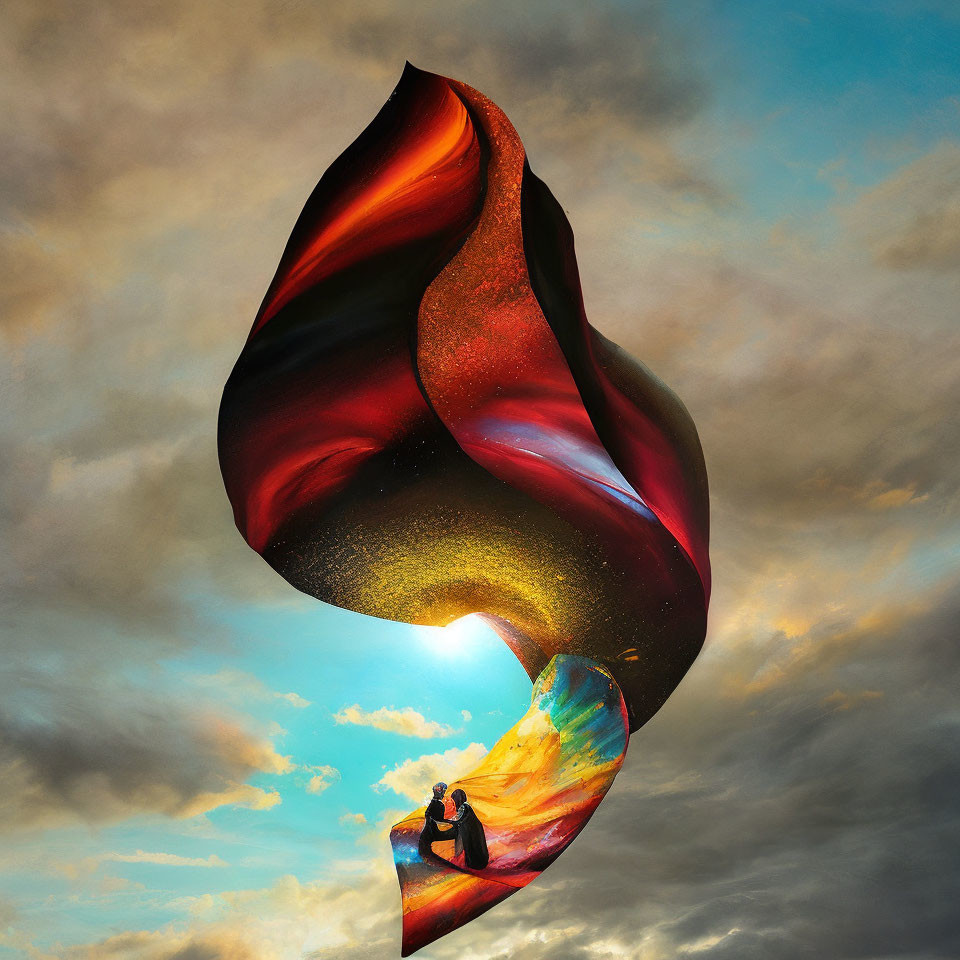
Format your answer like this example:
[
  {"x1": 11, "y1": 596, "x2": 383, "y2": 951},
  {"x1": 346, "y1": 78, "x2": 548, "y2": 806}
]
[
  {"x1": 0, "y1": 898, "x2": 16, "y2": 926},
  {"x1": 329, "y1": 0, "x2": 704, "y2": 125},
  {"x1": 408, "y1": 580, "x2": 960, "y2": 960},
  {"x1": 587, "y1": 239, "x2": 960, "y2": 655},
  {"x1": 847, "y1": 143, "x2": 960, "y2": 273},
  {"x1": 0, "y1": 0, "x2": 706, "y2": 235},
  {"x1": 0, "y1": 665, "x2": 289, "y2": 831},
  {"x1": 61, "y1": 930, "x2": 261, "y2": 960},
  {"x1": 610, "y1": 257, "x2": 960, "y2": 528},
  {"x1": 62, "y1": 390, "x2": 204, "y2": 462},
  {"x1": 304, "y1": 940, "x2": 396, "y2": 960},
  {"x1": 1, "y1": 429, "x2": 269, "y2": 642},
  {"x1": 326, "y1": 0, "x2": 720, "y2": 201}
]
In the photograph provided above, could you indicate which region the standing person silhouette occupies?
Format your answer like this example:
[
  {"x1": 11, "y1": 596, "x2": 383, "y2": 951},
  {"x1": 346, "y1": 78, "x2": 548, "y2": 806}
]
[{"x1": 418, "y1": 782, "x2": 457, "y2": 857}]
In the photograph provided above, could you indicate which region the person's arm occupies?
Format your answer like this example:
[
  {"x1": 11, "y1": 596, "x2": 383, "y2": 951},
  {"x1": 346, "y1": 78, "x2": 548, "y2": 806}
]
[{"x1": 433, "y1": 816, "x2": 457, "y2": 835}]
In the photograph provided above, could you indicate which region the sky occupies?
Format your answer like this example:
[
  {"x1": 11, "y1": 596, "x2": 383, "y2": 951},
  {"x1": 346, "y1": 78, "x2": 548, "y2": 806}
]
[{"x1": 1, "y1": 0, "x2": 959, "y2": 958}]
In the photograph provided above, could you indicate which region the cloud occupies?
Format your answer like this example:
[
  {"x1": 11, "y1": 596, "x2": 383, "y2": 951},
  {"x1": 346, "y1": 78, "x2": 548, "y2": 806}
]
[
  {"x1": 333, "y1": 704, "x2": 461, "y2": 738},
  {"x1": 821, "y1": 688, "x2": 884, "y2": 712},
  {"x1": 678, "y1": 929, "x2": 743, "y2": 954},
  {"x1": 64, "y1": 851, "x2": 230, "y2": 876},
  {"x1": 0, "y1": 897, "x2": 16, "y2": 925},
  {"x1": 339, "y1": 813, "x2": 368, "y2": 826},
  {"x1": 103, "y1": 851, "x2": 228, "y2": 868},
  {"x1": 847, "y1": 141, "x2": 960, "y2": 271},
  {"x1": 0, "y1": 676, "x2": 291, "y2": 832},
  {"x1": 57, "y1": 929, "x2": 262, "y2": 960},
  {"x1": 191, "y1": 670, "x2": 311, "y2": 709},
  {"x1": 304, "y1": 765, "x2": 341, "y2": 795},
  {"x1": 374, "y1": 743, "x2": 489, "y2": 802},
  {"x1": 278, "y1": 691, "x2": 311, "y2": 708},
  {"x1": 592, "y1": 186, "x2": 960, "y2": 667},
  {"x1": 2, "y1": 426, "x2": 281, "y2": 645},
  {"x1": 358, "y1": 808, "x2": 415, "y2": 855},
  {"x1": 48, "y1": 872, "x2": 400, "y2": 960}
]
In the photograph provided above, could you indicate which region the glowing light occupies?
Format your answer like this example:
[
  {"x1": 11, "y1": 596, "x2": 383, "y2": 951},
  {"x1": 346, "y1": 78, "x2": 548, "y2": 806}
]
[{"x1": 419, "y1": 614, "x2": 495, "y2": 658}]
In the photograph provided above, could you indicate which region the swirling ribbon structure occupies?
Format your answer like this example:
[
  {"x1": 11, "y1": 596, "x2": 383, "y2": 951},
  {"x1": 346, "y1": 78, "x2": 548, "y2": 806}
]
[{"x1": 219, "y1": 64, "x2": 710, "y2": 955}]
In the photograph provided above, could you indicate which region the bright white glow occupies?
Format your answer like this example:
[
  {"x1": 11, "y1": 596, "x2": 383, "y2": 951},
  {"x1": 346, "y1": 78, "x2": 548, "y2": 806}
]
[{"x1": 419, "y1": 614, "x2": 495, "y2": 659}]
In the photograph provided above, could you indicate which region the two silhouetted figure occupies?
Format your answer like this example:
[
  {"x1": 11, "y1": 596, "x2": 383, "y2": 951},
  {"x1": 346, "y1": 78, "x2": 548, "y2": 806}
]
[{"x1": 419, "y1": 781, "x2": 489, "y2": 870}]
